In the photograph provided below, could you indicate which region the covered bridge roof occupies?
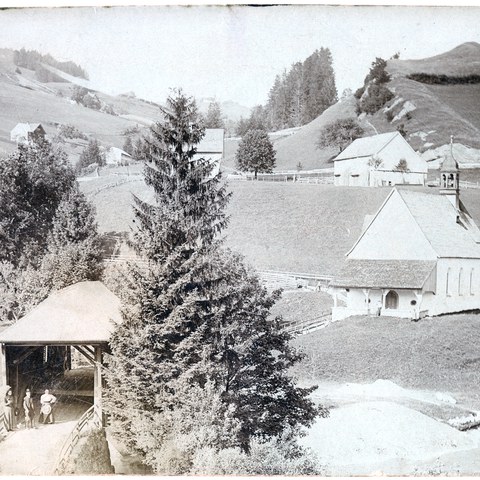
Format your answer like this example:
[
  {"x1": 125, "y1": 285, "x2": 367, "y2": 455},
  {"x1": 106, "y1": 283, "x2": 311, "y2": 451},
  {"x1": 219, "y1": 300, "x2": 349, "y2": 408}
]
[{"x1": 0, "y1": 281, "x2": 122, "y2": 345}]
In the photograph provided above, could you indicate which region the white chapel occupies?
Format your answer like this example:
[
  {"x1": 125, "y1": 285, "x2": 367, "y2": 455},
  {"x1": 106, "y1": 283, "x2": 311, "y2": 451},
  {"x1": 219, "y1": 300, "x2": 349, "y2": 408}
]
[{"x1": 331, "y1": 142, "x2": 480, "y2": 321}]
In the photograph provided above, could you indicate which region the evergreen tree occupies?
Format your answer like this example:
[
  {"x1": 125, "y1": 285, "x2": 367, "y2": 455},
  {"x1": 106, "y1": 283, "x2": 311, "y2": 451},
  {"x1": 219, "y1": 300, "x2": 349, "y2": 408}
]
[
  {"x1": 265, "y1": 48, "x2": 337, "y2": 129},
  {"x1": 123, "y1": 136, "x2": 134, "y2": 156},
  {"x1": 0, "y1": 143, "x2": 101, "y2": 322},
  {"x1": 77, "y1": 138, "x2": 105, "y2": 170},
  {"x1": 104, "y1": 91, "x2": 319, "y2": 473},
  {"x1": 0, "y1": 139, "x2": 76, "y2": 267},
  {"x1": 40, "y1": 184, "x2": 103, "y2": 291},
  {"x1": 204, "y1": 100, "x2": 225, "y2": 129},
  {"x1": 235, "y1": 129, "x2": 276, "y2": 179}
]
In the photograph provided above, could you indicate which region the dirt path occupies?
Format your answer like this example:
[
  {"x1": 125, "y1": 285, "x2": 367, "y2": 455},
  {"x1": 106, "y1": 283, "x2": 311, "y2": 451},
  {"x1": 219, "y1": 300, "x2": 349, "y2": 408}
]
[
  {"x1": 0, "y1": 420, "x2": 76, "y2": 475},
  {"x1": 0, "y1": 398, "x2": 91, "y2": 475}
]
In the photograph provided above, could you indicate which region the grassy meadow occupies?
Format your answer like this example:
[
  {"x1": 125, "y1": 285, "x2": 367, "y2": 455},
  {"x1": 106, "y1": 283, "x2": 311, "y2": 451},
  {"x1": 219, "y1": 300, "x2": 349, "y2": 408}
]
[
  {"x1": 85, "y1": 175, "x2": 480, "y2": 276},
  {"x1": 291, "y1": 313, "x2": 480, "y2": 408}
]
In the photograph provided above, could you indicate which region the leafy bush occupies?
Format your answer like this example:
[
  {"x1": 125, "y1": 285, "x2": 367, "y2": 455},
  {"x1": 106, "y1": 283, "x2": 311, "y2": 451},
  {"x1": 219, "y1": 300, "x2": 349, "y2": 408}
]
[
  {"x1": 57, "y1": 124, "x2": 88, "y2": 140},
  {"x1": 190, "y1": 436, "x2": 322, "y2": 475},
  {"x1": 72, "y1": 86, "x2": 116, "y2": 115},
  {"x1": 359, "y1": 84, "x2": 394, "y2": 114},
  {"x1": 316, "y1": 117, "x2": 365, "y2": 153},
  {"x1": 354, "y1": 86, "x2": 365, "y2": 99}
]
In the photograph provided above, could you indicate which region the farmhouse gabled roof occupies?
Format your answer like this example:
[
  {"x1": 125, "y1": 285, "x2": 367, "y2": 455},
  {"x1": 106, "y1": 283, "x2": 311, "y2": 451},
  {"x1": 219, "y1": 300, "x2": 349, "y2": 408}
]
[
  {"x1": 332, "y1": 259, "x2": 436, "y2": 289},
  {"x1": 334, "y1": 131, "x2": 399, "y2": 161},
  {"x1": 0, "y1": 281, "x2": 122, "y2": 345},
  {"x1": 11, "y1": 123, "x2": 44, "y2": 135},
  {"x1": 197, "y1": 128, "x2": 224, "y2": 154},
  {"x1": 108, "y1": 146, "x2": 132, "y2": 158}
]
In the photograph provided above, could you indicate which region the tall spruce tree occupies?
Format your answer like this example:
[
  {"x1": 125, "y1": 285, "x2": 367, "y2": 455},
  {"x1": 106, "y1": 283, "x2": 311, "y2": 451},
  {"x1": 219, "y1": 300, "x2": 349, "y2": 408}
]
[{"x1": 104, "y1": 91, "x2": 320, "y2": 473}]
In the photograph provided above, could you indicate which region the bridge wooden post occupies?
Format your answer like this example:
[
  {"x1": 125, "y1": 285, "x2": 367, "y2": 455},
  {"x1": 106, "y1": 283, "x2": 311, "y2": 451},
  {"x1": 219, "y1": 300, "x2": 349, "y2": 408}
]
[
  {"x1": 93, "y1": 345, "x2": 104, "y2": 427},
  {"x1": 0, "y1": 343, "x2": 7, "y2": 388}
]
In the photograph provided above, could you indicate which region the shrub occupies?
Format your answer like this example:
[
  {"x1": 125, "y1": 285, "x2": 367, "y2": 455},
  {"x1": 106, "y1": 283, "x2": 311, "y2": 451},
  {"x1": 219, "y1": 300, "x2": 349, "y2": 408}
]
[
  {"x1": 354, "y1": 86, "x2": 365, "y2": 99},
  {"x1": 60, "y1": 428, "x2": 114, "y2": 475},
  {"x1": 359, "y1": 84, "x2": 394, "y2": 114},
  {"x1": 57, "y1": 124, "x2": 88, "y2": 140},
  {"x1": 190, "y1": 436, "x2": 322, "y2": 475}
]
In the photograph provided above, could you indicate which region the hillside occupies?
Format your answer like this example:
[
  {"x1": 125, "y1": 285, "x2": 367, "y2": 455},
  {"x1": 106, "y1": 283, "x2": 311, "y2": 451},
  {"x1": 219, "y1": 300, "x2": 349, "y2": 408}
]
[
  {"x1": 0, "y1": 48, "x2": 160, "y2": 163},
  {"x1": 222, "y1": 96, "x2": 376, "y2": 172},
  {"x1": 268, "y1": 42, "x2": 480, "y2": 172},
  {"x1": 370, "y1": 42, "x2": 480, "y2": 156},
  {"x1": 81, "y1": 176, "x2": 480, "y2": 277}
]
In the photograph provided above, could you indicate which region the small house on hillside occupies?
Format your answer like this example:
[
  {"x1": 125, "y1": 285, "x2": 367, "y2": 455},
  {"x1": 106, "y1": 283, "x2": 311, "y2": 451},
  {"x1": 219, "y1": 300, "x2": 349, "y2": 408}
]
[
  {"x1": 331, "y1": 145, "x2": 480, "y2": 321},
  {"x1": 105, "y1": 147, "x2": 132, "y2": 166},
  {"x1": 194, "y1": 128, "x2": 224, "y2": 177},
  {"x1": 333, "y1": 132, "x2": 427, "y2": 187},
  {"x1": 10, "y1": 123, "x2": 46, "y2": 145}
]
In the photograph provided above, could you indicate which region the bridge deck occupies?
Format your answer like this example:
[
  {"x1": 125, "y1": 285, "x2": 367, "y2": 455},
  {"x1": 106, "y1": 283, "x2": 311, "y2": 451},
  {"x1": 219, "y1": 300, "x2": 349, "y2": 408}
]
[{"x1": 0, "y1": 398, "x2": 91, "y2": 475}]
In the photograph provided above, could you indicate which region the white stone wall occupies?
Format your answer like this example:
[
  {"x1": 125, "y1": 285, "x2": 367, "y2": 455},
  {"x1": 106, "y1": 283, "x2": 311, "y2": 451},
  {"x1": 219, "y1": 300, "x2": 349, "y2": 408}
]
[{"x1": 428, "y1": 257, "x2": 480, "y2": 315}]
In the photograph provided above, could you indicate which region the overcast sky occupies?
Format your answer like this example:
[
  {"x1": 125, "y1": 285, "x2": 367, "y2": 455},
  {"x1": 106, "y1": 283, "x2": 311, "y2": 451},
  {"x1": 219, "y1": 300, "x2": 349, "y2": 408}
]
[{"x1": 0, "y1": 5, "x2": 480, "y2": 107}]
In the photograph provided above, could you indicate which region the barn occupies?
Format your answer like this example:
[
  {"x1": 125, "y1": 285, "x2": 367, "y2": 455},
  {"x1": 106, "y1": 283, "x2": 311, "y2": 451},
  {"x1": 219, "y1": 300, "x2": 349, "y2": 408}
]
[
  {"x1": 331, "y1": 146, "x2": 480, "y2": 320},
  {"x1": 10, "y1": 123, "x2": 46, "y2": 145},
  {"x1": 333, "y1": 131, "x2": 428, "y2": 187},
  {"x1": 194, "y1": 128, "x2": 224, "y2": 177},
  {"x1": 105, "y1": 146, "x2": 133, "y2": 166}
]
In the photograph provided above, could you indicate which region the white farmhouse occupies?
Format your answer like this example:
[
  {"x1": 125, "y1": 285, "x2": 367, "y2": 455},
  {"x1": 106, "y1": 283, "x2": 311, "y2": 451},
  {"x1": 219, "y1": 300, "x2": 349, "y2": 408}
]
[
  {"x1": 333, "y1": 131, "x2": 427, "y2": 187},
  {"x1": 105, "y1": 147, "x2": 132, "y2": 166},
  {"x1": 194, "y1": 128, "x2": 224, "y2": 177},
  {"x1": 331, "y1": 146, "x2": 480, "y2": 321},
  {"x1": 10, "y1": 123, "x2": 46, "y2": 145}
]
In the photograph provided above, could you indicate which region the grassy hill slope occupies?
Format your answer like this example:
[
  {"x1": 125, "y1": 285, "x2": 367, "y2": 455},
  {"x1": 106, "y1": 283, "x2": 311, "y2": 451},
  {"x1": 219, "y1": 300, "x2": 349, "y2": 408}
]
[
  {"x1": 223, "y1": 96, "x2": 376, "y2": 172},
  {"x1": 271, "y1": 96, "x2": 376, "y2": 171},
  {"x1": 266, "y1": 42, "x2": 480, "y2": 172},
  {"x1": 291, "y1": 313, "x2": 480, "y2": 405},
  {"x1": 0, "y1": 48, "x2": 160, "y2": 159},
  {"x1": 370, "y1": 42, "x2": 480, "y2": 153},
  {"x1": 84, "y1": 176, "x2": 480, "y2": 276}
]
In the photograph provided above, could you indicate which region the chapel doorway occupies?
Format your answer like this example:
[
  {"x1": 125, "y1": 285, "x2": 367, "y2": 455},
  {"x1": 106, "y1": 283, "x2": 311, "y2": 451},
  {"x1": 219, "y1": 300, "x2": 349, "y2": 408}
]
[{"x1": 385, "y1": 290, "x2": 399, "y2": 309}]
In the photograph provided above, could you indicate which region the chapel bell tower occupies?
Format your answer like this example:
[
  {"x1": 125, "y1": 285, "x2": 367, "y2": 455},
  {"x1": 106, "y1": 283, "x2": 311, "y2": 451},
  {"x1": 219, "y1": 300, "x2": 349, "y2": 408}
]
[{"x1": 440, "y1": 135, "x2": 459, "y2": 211}]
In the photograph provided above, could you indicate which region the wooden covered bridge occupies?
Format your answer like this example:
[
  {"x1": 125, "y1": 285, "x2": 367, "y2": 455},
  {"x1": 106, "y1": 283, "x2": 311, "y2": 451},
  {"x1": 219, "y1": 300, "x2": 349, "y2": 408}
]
[{"x1": 0, "y1": 281, "x2": 122, "y2": 473}]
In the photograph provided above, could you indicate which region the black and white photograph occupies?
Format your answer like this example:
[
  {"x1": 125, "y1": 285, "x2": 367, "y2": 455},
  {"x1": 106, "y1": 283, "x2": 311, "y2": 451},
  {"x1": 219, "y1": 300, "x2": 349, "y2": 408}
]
[{"x1": 1, "y1": 2, "x2": 480, "y2": 476}]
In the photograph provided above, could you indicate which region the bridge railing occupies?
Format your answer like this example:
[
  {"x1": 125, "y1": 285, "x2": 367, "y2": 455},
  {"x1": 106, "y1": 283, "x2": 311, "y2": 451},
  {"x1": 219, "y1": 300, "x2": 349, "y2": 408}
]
[
  {"x1": 53, "y1": 405, "x2": 102, "y2": 475},
  {"x1": 0, "y1": 412, "x2": 5, "y2": 439}
]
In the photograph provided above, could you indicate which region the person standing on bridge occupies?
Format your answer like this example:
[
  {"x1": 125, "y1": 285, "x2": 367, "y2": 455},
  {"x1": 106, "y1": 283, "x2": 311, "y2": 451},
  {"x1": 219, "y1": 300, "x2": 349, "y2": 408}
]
[
  {"x1": 38, "y1": 389, "x2": 56, "y2": 425},
  {"x1": 3, "y1": 387, "x2": 16, "y2": 431},
  {"x1": 23, "y1": 389, "x2": 35, "y2": 429}
]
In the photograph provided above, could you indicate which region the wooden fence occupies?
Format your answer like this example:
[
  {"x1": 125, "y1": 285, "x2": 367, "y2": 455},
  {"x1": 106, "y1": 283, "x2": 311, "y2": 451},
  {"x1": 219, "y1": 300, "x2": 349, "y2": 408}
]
[
  {"x1": 460, "y1": 180, "x2": 480, "y2": 189},
  {"x1": 282, "y1": 310, "x2": 332, "y2": 335},
  {"x1": 53, "y1": 405, "x2": 102, "y2": 475},
  {"x1": 258, "y1": 269, "x2": 332, "y2": 291}
]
